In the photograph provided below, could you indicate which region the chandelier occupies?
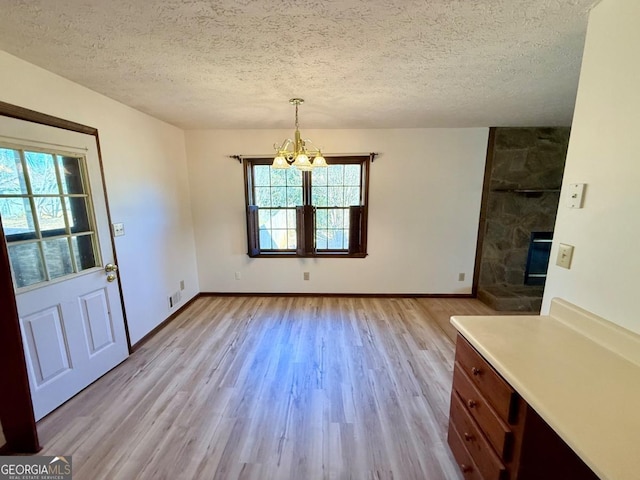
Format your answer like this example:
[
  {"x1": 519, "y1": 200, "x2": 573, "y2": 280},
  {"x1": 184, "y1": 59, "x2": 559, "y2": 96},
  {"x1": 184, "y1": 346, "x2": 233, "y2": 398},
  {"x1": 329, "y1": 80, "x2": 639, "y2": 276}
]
[{"x1": 272, "y1": 98, "x2": 327, "y2": 171}]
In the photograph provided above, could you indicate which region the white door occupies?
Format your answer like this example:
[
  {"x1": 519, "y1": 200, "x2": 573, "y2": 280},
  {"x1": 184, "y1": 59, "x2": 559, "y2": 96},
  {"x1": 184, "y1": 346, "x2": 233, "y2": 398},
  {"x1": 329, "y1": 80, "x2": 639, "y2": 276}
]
[{"x1": 0, "y1": 116, "x2": 129, "y2": 420}]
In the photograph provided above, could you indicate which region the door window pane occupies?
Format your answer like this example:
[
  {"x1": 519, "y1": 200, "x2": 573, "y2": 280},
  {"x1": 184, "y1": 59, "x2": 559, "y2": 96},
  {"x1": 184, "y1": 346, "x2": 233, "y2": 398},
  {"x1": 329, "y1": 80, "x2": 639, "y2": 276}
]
[
  {"x1": 58, "y1": 156, "x2": 85, "y2": 194},
  {"x1": 35, "y1": 197, "x2": 66, "y2": 235},
  {"x1": 0, "y1": 148, "x2": 27, "y2": 195},
  {"x1": 43, "y1": 238, "x2": 73, "y2": 279},
  {"x1": 71, "y1": 235, "x2": 97, "y2": 271},
  {"x1": 25, "y1": 151, "x2": 59, "y2": 195},
  {"x1": 66, "y1": 197, "x2": 91, "y2": 233},
  {"x1": 9, "y1": 243, "x2": 46, "y2": 288},
  {"x1": 0, "y1": 198, "x2": 37, "y2": 240}
]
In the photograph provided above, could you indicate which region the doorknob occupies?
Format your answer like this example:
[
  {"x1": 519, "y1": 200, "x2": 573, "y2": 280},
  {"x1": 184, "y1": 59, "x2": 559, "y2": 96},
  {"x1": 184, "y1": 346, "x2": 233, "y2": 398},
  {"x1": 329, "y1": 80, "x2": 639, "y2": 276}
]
[
  {"x1": 106, "y1": 273, "x2": 117, "y2": 283},
  {"x1": 105, "y1": 263, "x2": 118, "y2": 273}
]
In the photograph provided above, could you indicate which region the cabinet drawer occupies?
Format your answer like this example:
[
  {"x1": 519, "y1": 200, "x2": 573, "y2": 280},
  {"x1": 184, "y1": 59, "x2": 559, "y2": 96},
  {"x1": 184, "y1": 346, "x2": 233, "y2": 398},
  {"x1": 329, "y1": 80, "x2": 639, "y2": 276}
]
[
  {"x1": 456, "y1": 335, "x2": 517, "y2": 423},
  {"x1": 450, "y1": 390, "x2": 507, "y2": 480},
  {"x1": 448, "y1": 421, "x2": 485, "y2": 480},
  {"x1": 453, "y1": 363, "x2": 512, "y2": 458}
]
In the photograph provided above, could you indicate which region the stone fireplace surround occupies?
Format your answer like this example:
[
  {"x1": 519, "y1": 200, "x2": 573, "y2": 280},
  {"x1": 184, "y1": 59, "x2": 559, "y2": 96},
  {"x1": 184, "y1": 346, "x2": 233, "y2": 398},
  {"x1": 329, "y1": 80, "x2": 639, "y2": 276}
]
[{"x1": 476, "y1": 127, "x2": 570, "y2": 312}]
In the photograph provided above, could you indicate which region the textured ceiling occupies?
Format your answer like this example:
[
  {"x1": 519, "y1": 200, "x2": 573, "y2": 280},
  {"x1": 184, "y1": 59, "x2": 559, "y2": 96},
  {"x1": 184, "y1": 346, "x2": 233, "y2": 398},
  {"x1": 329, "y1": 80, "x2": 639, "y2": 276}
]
[{"x1": 0, "y1": 0, "x2": 600, "y2": 129}]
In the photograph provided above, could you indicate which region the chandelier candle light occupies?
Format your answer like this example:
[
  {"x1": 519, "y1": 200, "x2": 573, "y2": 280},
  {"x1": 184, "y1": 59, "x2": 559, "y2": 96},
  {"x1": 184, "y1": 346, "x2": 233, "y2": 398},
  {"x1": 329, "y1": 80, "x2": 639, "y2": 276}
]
[{"x1": 272, "y1": 98, "x2": 327, "y2": 171}]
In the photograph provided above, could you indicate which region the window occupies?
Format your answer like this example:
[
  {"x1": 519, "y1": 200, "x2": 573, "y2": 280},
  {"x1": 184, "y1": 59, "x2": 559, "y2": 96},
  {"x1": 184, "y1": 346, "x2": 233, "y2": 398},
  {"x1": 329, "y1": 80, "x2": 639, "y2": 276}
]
[
  {"x1": 0, "y1": 145, "x2": 100, "y2": 288},
  {"x1": 244, "y1": 156, "x2": 370, "y2": 257}
]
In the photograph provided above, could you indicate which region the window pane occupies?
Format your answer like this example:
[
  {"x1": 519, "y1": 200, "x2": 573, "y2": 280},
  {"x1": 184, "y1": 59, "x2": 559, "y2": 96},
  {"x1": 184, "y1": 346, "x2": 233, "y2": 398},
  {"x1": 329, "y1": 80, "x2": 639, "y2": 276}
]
[
  {"x1": 259, "y1": 228, "x2": 271, "y2": 249},
  {"x1": 270, "y1": 187, "x2": 286, "y2": 207},
  {"x1": 327, "y1": 165, "x2": 344, "y2": 186},
  {"x1": 71, "y1": 235, "x2": 98, "y2": 271},
  {"x1": 0, "y1": 198, "x2": 37, "y2": 240},
  {"x1": 271, "y1": 229, "x2": 288, "y2": 249},
  {"x1": 258, "y1": 208, "x2": 271, "y2": 229},
  {"x1": 255, "y1": 187, "x2": 271, "y2": 207},
  {"x1": 58, "y1": 156, "x2": 85, "y2": 194},
  {"x1": 287, "y1": 229, "x2": 297, "y2": 249},
  {"x1": 315, "y1": 230, "x2": 328, "y2": 250},
  {"x1": 271, "y1": 210, "x2": 287, "y2": 229},
  {"x1": 312, "y1": 166, "x2": 327, "y2": 186},
  {"x1": 35, "y1": 197, "x2": 66, "y2": 235},
  {"x1": 286, "y1": 168, "x2": 302, "y2": 186},
  {"x1": 253, "y1": 165, "x2": 270, "y2": 186},
  {"x1": 66, "y1": 197, "x2": 92, "y2": 233},
  {"x1": 345, "y1": 187, "x2": 361, "y2": 206},
  {"x1": 43, "y1": 238, "x2": 73, "y2": 279},
  {"x1": 328, "y1": 230, "x2": 347, "y2": 250},
  {"x1": 287, "y1": 187, "x2": 302, "y2": 207},
  {"x1": 312, "y1": 186, "x2": 328, "y2": 207},
  {"x1": 287, "y1": 209, "x2": 296, "y2": 229},
  {"x1": 328, "y1": 187, "x2": 344, "y2": 207},
  {"x1": 271, "y1": 168, "x2": 286, "y2": 186},
  {"x1": 327, "y1": 209, "x2": 344, "y2": 229},
  {"x1": 25, "y1": 151, "x2": 59, "y2": 194},
  {"x1": 316, "y1": 209, "x2": 328, "y2": 229},
  {"x1": 344, "y1": 164, "x2": 361, "y2": 186},
  {"x1": 9, "y1": 242, "x2": 46, "y2": 287},
  {"x1": 0, "y1": 148, "x2": 27, "y2": 195}
]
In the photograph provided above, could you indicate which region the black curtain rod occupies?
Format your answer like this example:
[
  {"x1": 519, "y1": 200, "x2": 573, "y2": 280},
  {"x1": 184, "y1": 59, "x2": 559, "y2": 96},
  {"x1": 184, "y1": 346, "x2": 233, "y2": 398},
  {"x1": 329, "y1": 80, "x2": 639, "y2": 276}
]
[{"x1": 229, "y1": 153, "x2": 378, "y2": 164}]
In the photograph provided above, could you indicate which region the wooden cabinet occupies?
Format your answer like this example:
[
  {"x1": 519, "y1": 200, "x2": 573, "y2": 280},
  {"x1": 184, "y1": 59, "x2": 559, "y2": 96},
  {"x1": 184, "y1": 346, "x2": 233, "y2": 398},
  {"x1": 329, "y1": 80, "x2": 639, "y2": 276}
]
[{"x1": 448, "y1": 334, "x2": 599, "y2": 480}]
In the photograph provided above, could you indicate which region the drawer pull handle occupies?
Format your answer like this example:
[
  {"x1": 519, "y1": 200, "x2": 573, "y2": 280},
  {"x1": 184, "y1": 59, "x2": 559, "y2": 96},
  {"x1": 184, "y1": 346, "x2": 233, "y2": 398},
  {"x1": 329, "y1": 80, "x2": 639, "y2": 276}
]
[
  {"x1": 460, "y1": 464, "x2": 472, "y2": 473},
  {"x1": 471, "y1": 366, "x2": 481, "y2": 376},
  {"x1": 463, "y1": 432, "x2": 474, "y2": 441},
  {"x1": 467, "y1": 399, "x2": 477, "y2": 408}
]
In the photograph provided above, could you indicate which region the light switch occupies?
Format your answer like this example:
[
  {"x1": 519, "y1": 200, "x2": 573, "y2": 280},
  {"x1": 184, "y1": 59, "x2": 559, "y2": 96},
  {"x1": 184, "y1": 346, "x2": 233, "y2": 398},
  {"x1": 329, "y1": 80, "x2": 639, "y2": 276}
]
[
  {"x1": 556, "y1": 243, "x2": 574, "y2": 269},
  {"x1": 567, "y1": 183, "x2": 586, "y2": 208},
  {"x1": 112, "y1": 223, "x2": 125, "y2": 237}
]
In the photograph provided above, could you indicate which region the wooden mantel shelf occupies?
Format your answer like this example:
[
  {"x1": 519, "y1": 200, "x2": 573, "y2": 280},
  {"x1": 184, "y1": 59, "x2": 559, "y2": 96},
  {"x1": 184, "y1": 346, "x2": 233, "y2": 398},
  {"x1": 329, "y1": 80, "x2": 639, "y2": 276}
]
[{"x1": 451, "y1": 298, "x2": 640, "y2": 480}]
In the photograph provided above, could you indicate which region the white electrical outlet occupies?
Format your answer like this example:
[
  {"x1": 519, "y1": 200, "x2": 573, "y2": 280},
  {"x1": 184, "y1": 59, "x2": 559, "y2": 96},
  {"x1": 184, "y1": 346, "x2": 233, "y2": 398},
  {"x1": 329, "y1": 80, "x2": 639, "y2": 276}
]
[
  {"x1": 180, "y1": 280, "x2": 185, "y2": 291},
  {"x1": 556, "y1": 244, "x2": 574, "y2": 269},
  {"x1": 458, "y1": 273, "x2": 465, "y2": 281},
  {"x1": 235, "y1": 272, "x2": 241, "y2": 280},
  {"x1": 303, "y1": 272, "x2": 310, "y2": 281}
]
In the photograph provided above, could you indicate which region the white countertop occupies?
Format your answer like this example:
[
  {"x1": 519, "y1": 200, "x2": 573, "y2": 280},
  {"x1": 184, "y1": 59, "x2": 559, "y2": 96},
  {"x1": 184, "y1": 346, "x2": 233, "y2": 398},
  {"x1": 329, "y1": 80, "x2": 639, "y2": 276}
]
[{"x1": 451, "y1": 298, "x2": 640, "y2": 480}]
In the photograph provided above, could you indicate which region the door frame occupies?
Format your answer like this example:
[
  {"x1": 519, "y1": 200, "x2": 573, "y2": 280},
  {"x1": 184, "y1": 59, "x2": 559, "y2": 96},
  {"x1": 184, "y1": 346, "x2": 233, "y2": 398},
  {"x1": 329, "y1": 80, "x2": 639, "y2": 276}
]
[{"x1": 0, "y1": 101, "x2": 131, "y2": 453}]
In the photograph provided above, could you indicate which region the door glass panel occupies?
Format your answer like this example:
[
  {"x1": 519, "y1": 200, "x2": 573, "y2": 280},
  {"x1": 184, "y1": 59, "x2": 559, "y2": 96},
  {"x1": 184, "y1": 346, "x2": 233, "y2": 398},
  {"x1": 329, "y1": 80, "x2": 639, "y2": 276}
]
[
  {"x1": 71, "y1": 235, "x2": 97, "y2": 271},
  {"x1": 0, "y1": 198, "x2": 37, "y2": 240},
  {"x1": 24, "y1": 151, "x2": 59, "y2": 194},
  {"x1": 9, "y1": 243, "x2": 46, "y2": 288},
  {"x1": 0, "y1": 148, "x2": 27, "y2": 194},
  {"x1": 42, "y1": 238, "x2": 73, "y2": 279},
  {"x1": 66, "y1": 197, "x2": 91, "y2": 233},
  {"x1": 36, "y1": 197, "x2": 66, "y2": 236},
  {"x1": 58, "y1": 156, "x2": 84, "y2": 194}
]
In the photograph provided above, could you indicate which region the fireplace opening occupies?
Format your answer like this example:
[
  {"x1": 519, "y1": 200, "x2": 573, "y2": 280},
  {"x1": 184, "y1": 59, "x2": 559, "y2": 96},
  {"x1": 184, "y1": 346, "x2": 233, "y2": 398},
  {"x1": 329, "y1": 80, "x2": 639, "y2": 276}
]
[{"x1": 524, "y1": 232, "x2": 553, "y2": 285}]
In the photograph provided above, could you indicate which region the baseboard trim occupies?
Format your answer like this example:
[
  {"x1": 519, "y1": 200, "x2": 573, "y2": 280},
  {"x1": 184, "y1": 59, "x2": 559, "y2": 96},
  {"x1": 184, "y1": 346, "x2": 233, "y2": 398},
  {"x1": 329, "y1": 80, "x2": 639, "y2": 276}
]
[
  {"x1": 199, "y1": 292, "x2": 474, "y2": 298},
  {"x1": 131, "y1": 294, "x2": 200, "y2": 352}
]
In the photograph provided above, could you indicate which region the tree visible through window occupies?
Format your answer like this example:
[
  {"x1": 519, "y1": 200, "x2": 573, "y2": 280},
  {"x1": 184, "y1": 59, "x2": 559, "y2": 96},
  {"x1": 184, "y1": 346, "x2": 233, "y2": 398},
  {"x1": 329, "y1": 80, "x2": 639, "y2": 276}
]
[{"x1": 244, "y1": 156, "x2": 370, "y2": 257}]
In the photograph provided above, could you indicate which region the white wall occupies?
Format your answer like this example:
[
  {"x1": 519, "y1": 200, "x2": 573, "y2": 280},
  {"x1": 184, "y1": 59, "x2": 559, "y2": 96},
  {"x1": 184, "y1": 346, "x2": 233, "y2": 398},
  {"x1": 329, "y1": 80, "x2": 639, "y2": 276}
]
[
  {"x1": 186, "y1": 128, "x2": 488, "y2": 294},
  {"x1": 0, "y1": 51, "x2": 200, "y2": 344},
  {"x1": 542, "y1": 0, "x2": 640, "y2": 333}
]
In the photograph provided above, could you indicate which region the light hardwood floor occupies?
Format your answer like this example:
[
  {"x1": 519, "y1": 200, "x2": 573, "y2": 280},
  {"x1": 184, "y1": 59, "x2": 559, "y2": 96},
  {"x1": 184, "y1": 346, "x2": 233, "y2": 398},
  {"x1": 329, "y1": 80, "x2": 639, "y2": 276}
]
[{"x1": 37, "y1": 296, "x2": 499, "y2": 480}]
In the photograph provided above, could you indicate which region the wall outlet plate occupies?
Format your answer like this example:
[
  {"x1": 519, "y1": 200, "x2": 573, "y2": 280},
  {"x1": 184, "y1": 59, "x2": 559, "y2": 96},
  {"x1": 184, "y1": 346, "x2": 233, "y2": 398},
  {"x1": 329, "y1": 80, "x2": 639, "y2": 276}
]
[{"x1": 556, "y1": 243, "x2": 574, "y2": 269}]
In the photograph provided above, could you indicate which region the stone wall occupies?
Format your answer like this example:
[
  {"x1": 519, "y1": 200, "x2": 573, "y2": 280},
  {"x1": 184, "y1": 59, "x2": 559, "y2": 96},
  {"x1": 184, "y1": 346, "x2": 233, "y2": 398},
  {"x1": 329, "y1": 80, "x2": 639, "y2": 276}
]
[{"x1": 478, "y1": 127, "x2": 570, "y2": 311}]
